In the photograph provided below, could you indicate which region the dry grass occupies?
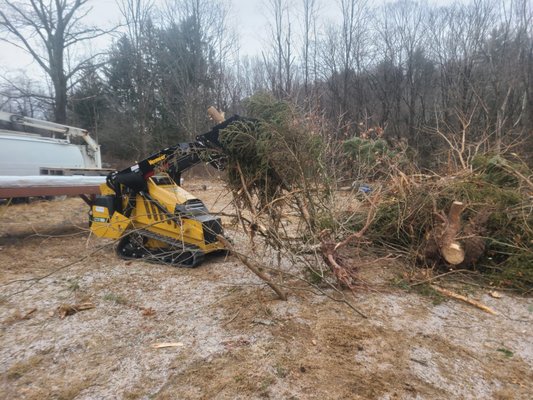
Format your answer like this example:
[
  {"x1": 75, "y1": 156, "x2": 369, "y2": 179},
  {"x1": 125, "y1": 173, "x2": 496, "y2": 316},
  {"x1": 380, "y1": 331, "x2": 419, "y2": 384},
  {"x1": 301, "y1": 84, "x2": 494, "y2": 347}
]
[{"x1": 0, "y1": 181, "x2": 532, "y2": 399}]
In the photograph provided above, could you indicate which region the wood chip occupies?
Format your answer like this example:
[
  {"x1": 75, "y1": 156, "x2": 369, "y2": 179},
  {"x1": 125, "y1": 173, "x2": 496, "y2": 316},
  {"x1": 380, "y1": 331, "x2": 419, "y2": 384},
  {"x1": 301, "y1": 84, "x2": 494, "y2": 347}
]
[
  {"x1": 141, "y1": 307, "x2": 156, "y2": 317},
  {"x1": 151, "y1": 342, "x2": 184, "y2": 349},
  {"x1": 489, "y1": 291, "x2": 503, "y2": 299},
  {"x1": 57, "y1": 302, "x2": 95, "y2": 319},
  {"x1": 22, "y1": 308, "x2": 37, "y2": 320}
]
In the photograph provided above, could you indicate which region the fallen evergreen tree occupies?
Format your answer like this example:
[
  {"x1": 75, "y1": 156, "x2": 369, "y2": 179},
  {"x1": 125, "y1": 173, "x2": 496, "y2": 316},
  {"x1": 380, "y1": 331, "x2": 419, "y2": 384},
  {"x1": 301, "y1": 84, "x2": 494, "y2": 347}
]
[{"x1": 214, "y1": 94, "x2": 533, "y2": 292}]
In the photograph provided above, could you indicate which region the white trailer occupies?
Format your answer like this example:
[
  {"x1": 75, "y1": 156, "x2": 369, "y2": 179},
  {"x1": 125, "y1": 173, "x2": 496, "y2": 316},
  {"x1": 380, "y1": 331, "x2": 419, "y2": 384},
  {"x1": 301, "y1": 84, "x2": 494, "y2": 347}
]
[
  {"x1": 0, "y1": 112, "x2": 109, "y2": 199},
  {"x1": 0, "y1": 111, "x2": 103, "y2": 176}
]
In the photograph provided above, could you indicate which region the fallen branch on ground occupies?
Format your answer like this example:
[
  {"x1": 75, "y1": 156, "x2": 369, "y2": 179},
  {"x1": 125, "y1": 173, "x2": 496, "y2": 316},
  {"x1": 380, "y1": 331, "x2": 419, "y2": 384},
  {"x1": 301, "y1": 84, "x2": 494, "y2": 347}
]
[
  {"x1": 431, "y1": 285, "x2": 498, "y2": 315},
  {"x1": 151, "y1": 342, "x2": 184, "y2": 349},
  {"x1": 217, "y1": 235, "x2": 287, "y2": 300},
  {"x1": 318, "y1": 195, "x2": 377, "y2": 290}
]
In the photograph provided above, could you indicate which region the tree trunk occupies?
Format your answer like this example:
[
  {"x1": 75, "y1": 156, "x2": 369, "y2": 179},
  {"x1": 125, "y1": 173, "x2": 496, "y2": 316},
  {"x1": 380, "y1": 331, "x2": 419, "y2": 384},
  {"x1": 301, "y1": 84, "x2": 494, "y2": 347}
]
[
  {"x1": 439, "y1": 201, "x2": 465, "y2": 265},
  {"x1": 54, "y1": 78, "x2": 68, "y2": 124},
  {"x1": 52, "y1": 42, "x2": 67, "y2": 124}
]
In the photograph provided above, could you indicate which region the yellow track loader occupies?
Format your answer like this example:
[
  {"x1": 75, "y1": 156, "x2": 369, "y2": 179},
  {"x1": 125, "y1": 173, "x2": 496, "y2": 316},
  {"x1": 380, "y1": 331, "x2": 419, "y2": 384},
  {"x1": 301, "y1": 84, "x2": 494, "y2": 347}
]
[{"x1": 89, "y1": 116, "x2": 244, "y2": 267}]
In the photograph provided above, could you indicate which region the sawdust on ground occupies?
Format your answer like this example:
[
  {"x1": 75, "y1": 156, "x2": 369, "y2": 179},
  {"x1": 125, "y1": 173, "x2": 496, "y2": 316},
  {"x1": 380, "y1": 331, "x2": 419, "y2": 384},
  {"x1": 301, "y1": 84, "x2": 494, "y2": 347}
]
[{"x1": 0, "y1": 180, "x2": 532, "y2": 400}]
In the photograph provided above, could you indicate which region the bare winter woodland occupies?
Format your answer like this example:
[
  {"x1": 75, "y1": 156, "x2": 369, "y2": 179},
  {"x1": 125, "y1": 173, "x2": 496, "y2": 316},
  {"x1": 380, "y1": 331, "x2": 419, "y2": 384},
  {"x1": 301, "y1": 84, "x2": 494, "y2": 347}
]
[
  {"x1": 1, "y1": 1, "x2": 532, "y2": 399},
  {"x1": 0, "y1": 0, "x2": 531, "y2": 166}
]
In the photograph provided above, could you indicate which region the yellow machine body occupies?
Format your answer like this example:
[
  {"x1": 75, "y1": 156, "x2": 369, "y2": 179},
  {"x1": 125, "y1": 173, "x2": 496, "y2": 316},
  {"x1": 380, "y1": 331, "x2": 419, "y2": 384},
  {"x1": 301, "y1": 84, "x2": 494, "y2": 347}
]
[
  {"x1": 89, "y1": 173, "x2": 225, "y2": 264},
  {"x1": 90, "y1": 208, "x2": 130, "y2": 239}
]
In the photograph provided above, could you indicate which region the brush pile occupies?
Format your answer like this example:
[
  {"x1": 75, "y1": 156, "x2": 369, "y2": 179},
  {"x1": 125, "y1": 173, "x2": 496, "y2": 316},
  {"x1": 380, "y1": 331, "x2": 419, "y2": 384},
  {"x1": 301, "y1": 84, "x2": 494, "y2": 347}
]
[
  {"x1": 364, "y1": 155, "x2": 533, "y2": 290},
  {"x1": 214, "y1": 96, "x2": 532, "y2": 291}
]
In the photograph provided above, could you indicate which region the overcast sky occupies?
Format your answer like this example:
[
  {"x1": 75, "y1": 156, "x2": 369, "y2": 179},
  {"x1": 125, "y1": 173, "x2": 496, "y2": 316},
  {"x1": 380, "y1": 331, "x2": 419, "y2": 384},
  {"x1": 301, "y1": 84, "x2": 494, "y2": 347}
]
[
  {"x1": 0, "y1": 0, "x2": 450, "y2": 84},
  {"x1": 0, "y1": 0, "x2": 282, "y2": 81}
]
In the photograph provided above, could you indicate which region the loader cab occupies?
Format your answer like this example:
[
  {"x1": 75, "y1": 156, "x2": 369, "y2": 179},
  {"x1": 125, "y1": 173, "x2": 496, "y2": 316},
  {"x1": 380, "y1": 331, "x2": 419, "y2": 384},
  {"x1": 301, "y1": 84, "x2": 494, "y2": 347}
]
[{"x1": 150, "y1": 175, "x2": 174, "y2": 186}]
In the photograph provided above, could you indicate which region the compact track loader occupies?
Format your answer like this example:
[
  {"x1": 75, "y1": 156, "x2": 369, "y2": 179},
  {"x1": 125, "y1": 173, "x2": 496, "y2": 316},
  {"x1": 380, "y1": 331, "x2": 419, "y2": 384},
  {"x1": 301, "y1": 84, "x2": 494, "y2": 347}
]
[{"x1": 89, "y1": 115, "x2": 243, "y2": 267}]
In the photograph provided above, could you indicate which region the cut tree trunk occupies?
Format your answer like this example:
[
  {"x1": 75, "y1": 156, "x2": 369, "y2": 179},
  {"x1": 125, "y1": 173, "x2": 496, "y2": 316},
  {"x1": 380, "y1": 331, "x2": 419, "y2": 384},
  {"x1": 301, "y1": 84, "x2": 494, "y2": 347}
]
[
  {"x1": 207, "y1": 106, "x2": 225, "y2": 124},
  {"x1": 423, "y1": 200, "x2": 487, "y2": 268},
  {"x1": 439, "y1": 201, "x2": 466, "y2": 265},
  {"x1": 424, "y1": 201, "x2": 466, "y2": 266}
]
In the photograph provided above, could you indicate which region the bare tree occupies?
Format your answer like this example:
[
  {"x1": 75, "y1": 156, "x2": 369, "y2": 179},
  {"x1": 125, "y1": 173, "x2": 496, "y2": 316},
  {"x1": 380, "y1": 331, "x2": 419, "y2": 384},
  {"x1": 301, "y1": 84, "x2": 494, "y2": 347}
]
[
  {"x1": 0, "y1": 75, "x2": 50, "y2": 117},
  {"x1": 385, "y1": 0, "x2": 429, "y2": 142},
  {"x1": 266, "y1": 0, "x2": 295, "y2": 98},
  {"x1": 301, "y1": 0, "x2": 319, "y2": 102},
  {"x1": 318, "y1": 0, "x2": 370, "y2": 128},
  {"x1": 0, "y1": 0, "x2": 110, "y2": 123}
]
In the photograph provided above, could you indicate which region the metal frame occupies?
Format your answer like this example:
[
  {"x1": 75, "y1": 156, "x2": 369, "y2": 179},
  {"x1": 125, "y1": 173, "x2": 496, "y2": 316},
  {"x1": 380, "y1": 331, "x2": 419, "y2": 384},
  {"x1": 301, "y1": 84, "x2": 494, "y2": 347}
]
[{"x1": 0, "y1": 185, "x2": 101, "y2": 198}]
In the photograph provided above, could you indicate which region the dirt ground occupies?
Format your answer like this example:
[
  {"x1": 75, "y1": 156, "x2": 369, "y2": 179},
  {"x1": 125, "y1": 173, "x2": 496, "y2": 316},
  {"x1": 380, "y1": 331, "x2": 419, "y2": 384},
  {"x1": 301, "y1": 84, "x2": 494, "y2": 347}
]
[{"x1": 1, "y1": 180, "x2": 532, "y2": 400}]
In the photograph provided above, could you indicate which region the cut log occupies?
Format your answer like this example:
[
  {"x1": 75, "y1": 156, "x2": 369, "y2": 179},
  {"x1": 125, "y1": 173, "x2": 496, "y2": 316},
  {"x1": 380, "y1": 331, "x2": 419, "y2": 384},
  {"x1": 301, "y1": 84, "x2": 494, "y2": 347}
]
[
  {"x1": 441, "y1": 242, "x2": 465, "y2": 265},
  {"x1": 423, "y1": 202, "x2": 489, "y2": 268},
  {"x1": 207, "y1": 106, "x2": 225, "y2": 124},
  {"x1": 439, "y1": 201, "x2": 465, "y2": 265}
]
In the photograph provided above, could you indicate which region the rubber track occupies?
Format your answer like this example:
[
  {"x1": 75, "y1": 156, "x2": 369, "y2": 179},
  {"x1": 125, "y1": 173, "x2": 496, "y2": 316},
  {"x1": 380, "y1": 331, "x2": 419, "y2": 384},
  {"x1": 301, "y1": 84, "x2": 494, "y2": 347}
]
[{"x1": 117, "y1": 229, "x2": 205, "y2": 267}]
